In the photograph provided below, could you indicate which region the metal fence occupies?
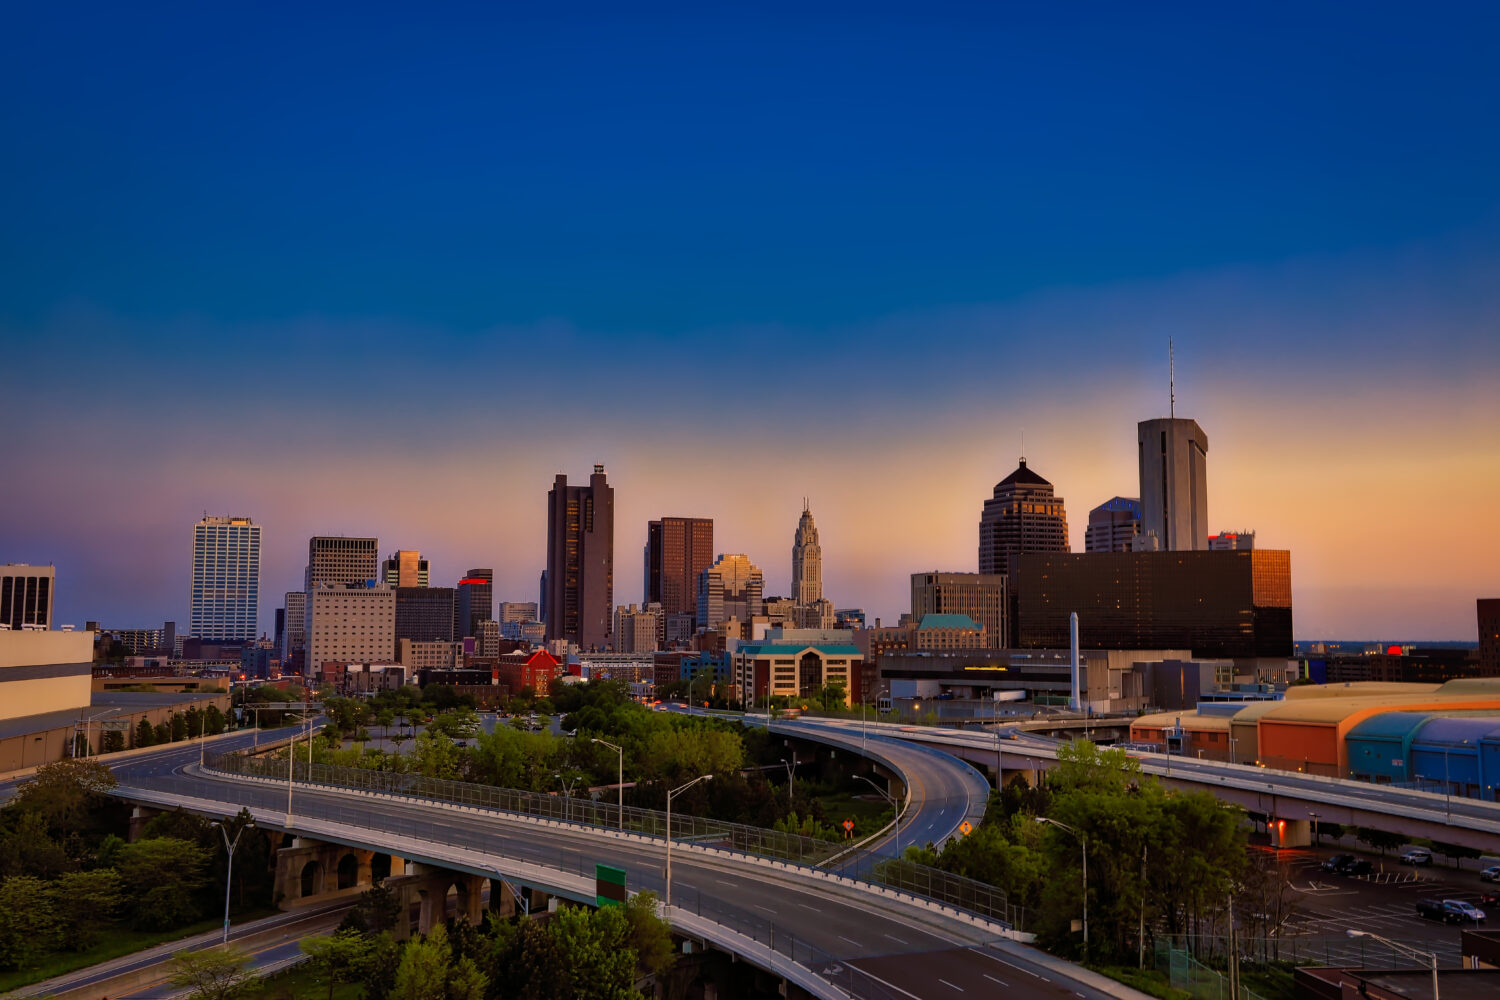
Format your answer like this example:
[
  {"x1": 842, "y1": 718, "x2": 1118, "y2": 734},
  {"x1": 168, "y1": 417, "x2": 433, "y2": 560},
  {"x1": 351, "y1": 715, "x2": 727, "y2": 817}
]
[
  {"x1": 207, "y1": 750, "x2": 839, "y2": 865},
  {"x1": 1158, "y1": 942, "x2": 1272, "y2": 1000},
  {"x1": 205, "y1": 749, "x2": 1017, "y2": 933}
]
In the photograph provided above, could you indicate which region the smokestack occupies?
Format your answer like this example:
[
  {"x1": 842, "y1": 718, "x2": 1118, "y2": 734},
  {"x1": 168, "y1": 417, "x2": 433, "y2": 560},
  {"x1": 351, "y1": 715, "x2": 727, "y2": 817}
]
[{"x1": 1069, "y1": 611, "x2": 1081, "y2": 712}]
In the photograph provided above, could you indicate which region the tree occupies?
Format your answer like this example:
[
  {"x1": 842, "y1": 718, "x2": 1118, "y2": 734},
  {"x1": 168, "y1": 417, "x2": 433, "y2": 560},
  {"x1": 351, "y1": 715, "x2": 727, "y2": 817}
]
[
  {"x1": 548, "y1": 903, "x2": 638, "y2": 1000},
  {"x1": 624, "y1": 892, "x2": 676, "y2": 978},
  {"x1": 168, "y1": 946, "x2": 260, "y2": 1000},
  {"x1": 118, "y1": 837, "x2": 211, "y2": 929},
  {"x1": 11, "y1": 757, "x2": 118, "y2": 842},
  {"x1": 1432, "y1": 841, "x2": 1483, "y2": 868},
  {"x1": 52, "y1": 868, "x2": 123, "y2": 950},
  {"x1": 302, "y1": 929, "x2": 374, "y2": 1000},
  {"x1": 390, "y1": 925, "x2": 486, "y2": 1000},
  {"x1": 0, "y1": 876, "x2": 58, "y2": 971},
  {"x1": 0, "y1": 809, "x2": 73, "y2": 880},
  {"x1": 101, "y1": 729, "x2": 127, "y2": 754},
  {"x1": 1314, "y1": 820, "x2": 1344, "y2": 844},
  {"x1": 1355, "y1": 827, "x2": 1406, "y2": 857},
  {"x1": 136, "y1": 717, "x2": 156, "y2": 748}
]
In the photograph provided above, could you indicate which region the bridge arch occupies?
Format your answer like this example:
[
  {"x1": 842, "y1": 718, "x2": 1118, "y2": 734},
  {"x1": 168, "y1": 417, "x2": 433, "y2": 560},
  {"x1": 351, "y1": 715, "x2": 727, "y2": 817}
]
[
  {"x1": 336, "y1": 852, "x2": 360, "y2": 889},
  {"x1": 299, "y1": 859, "x2": 324, "y2": 897}
]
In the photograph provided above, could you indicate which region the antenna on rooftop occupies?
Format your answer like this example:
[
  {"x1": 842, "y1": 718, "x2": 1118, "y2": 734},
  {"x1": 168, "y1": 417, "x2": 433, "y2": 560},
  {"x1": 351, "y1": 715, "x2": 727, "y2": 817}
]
[{"x1": 1169, "y1": 338, "x2": 1175, "y2": 418}]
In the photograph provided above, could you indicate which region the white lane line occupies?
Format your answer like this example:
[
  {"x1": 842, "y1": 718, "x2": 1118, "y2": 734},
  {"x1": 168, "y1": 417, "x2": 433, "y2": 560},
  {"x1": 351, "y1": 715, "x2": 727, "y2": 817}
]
[
  {"x1": 753, "y1": 904, "x2": 775, "y2": 913},
  {"x1": 938, "y1": 979, "x2": 964, "y2": 991},
  {"x1": 983, "y1": 973, "x2": 1008, "y2": 987},
  {"x1": 968, "y1": 947, "x2": 1040, "y2": 977},
  {"x1": 799, "y1": 903, "x2": 820, "y2": 912},
  {"x1": 715, "y1": 879, "x2": 735, "y2": 886},
  {"x1": 884, "y1": 933, "x2": 909, "y2": 945},
  {"x1": 839, "y1": 934, "x2": 862, "y2": 947},
  {"x1": 846, "y1": 964, "x2": 924, "y2": 1000}
]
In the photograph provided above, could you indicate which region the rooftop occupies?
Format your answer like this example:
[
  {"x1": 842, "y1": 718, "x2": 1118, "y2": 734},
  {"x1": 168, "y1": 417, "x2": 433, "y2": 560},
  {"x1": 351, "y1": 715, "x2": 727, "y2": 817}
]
[
  {"x1": 997, "y1": 458, "x2": 1052, "y2": 489},
  {"x1": 917, "y1": 614, "x2": 982, "y2": 631}
]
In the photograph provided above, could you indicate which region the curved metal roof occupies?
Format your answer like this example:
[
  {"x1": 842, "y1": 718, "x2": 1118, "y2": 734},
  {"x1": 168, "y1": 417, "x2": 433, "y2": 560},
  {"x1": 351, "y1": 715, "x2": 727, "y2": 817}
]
[
  {"x1": 1409, "y1": 716, "x2": 1500, "y2": 747},
  {"x1": 1346, "y1": 711, "x2": 1433, "y2": 741}
]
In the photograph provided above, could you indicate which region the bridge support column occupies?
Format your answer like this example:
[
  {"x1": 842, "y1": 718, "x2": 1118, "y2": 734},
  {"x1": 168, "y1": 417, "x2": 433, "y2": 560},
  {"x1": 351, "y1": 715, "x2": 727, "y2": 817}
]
[
  {"x1": 489, "y1": 878, "x2": 516, "y2": 918},
  {"x1": 1270, "y1": 818, "x2": 1312, "y2": 849},
  {"x1": 128, "y1": 806, "x2": 162, "y2": 841}
]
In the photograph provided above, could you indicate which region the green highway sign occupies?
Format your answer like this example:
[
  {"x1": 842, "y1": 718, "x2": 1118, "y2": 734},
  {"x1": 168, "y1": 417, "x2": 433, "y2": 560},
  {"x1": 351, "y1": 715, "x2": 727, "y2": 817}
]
[{"x1": 595, "y1": 863, "x2": 626, "y2": 908}]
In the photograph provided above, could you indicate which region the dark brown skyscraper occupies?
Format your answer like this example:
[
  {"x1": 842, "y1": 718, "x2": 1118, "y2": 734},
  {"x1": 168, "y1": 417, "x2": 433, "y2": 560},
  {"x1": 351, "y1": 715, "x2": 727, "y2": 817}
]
[
  {"x1": 1479, "y1": 599, "x2": 1500, "y2": 675},
  {"x1": 645, "y1": 517, "x2": 714, "y2": 623},
  {"x1": 545, "y1": 465, "x2": 614, "y2": 650},
  {"x1": 978, "y1": 458, "x2": 1070, "y2": 575}
]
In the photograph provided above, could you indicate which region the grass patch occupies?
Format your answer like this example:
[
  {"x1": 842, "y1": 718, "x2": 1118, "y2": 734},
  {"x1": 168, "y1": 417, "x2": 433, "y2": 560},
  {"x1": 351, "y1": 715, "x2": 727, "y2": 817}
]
[
  {"x1": 1090, "y1": 965, "x2": 1192, "y2": 1000},
  {"x1": 260, "y1": 962, "x2": 363, "y2": 1000},
  {"x1": 0, "y1": 907, "x2": 279, "y2": 994},
  {"x1": 813, "y1": 789, "x2": 893, "y2": 836}
]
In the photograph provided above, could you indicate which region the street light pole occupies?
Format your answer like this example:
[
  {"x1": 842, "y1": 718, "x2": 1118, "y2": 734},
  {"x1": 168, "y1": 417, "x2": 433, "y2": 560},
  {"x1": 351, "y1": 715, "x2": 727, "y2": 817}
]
[
  {"x1": 665, "y1": 774, "x2": 713, "y2": 908},
  {"x1": 554, "y1": 773, "x2": 579, "y2": 824},
  {"x1": 1038, "y1": 816, "x2": 1088, "y2": 957},
  {"x1": 1347, "y1": 930, "x2": 1437, "y2": 1000},
  {"x1": 780, "y1": 756, "x2": 795, "y2": 802},
  {"x1": 591, "y1": 738, "x2": 624, "y2": 830},
  {"x1": 214, "y1": 818, "x2": 255, "y2": 944},
  {"x1": 855, "y1": 774, "x2": 901, "y2": 859}
]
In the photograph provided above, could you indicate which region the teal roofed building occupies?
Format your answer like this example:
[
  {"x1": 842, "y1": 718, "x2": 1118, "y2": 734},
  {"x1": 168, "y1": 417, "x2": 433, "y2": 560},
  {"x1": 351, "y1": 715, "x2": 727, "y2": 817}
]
[
  {"x1": 918, "y1": 614, "x2": 980, "y2": 631},
  {"x1": 732, "y1": 640, "x2": 866, "y2": 709},
  {"x1": 913, "y1": 613, "x2": 987, "y2": 650},
  {"x1": 1345, "y1": 711, "x2": 1431, "y2": 784}
]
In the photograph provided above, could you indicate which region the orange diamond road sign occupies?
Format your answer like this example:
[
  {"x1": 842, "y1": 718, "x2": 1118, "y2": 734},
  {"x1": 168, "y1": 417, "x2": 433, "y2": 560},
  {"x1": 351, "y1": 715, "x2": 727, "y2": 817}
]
[
  {"x1": 959, "y1": 821, "x2": 972, "y2": 836},
  {"x1": 842, "y1": 818, "x2": 854, "y2": 831}
]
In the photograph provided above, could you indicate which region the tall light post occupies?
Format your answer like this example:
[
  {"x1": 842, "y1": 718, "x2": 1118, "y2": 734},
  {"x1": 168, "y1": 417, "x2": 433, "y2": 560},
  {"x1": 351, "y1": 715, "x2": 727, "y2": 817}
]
[
  {"x1": 855, "y1": 774, "x2": 901, "y2": 859},
  {"x1": 1308, "y1": 811, "x2": 1320, "y2": 845},
  {"x1": 780, "y1": 756, "x2": 795, "y2": 802},
  {"x1": 213, "y1": 818, "x2": 255, "y2": 944},
  {"x1": 554, "y1": 773, "x2": 579, "y2": 824},
  {"x1": 665, "y1": 774, "x2": 713, "y2": 908},
  {"x1": 591, "y1": 738, "x2": 624, "y2": 830},
  {"x1": 1229, "y1": 737, "x2": 1238, "y2": 766},
  {"x1": 1038, "y1": 816, "x2": 1088, "y2": 957},
  {"x1": 1347, "y1": 930, "x2": 1437, "y2": 1000}
]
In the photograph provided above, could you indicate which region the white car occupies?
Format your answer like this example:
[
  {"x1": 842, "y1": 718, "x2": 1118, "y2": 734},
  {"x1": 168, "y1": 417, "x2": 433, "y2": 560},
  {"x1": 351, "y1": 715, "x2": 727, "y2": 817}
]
[
  {"x1": 1480, "y1": 865, "x2": 1500, "y2": 883},
  {"x1": 1401, "y1": 848, "x2": 1433, "y2": 866},
  {"x1": 1443, "y1": 899, "x2": 1487, "y2": 923}
]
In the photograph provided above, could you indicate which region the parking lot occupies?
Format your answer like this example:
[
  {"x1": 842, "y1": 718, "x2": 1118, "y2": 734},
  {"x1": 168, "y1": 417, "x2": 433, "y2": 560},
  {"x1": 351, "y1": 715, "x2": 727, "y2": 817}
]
[{"x1": 1255, "y1": 844, "x2": 1497, "y2": 969}]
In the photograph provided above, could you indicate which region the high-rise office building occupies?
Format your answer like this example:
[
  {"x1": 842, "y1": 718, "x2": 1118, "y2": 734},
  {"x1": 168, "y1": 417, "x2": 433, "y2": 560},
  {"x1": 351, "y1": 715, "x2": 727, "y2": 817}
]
[
  {"x1": 498, "y1": 602, "x2": 538, "y2": 623},
  {"x1": 645, "y1": 517, "x2": 713, "y2": 624},
  {"x1": 1084, "y1": 497, "x2": 1142, "y2": 553},
  {"x1": 978, "y1": 459, "x2": 1070, "y2": 575},
  {"x1": 613, "y1": 603, "x2": 663, "y2": 653},
  {"x1": 396, "y1": 587, "x2": 456, "y2": 652},
  {"x1": 910, "y1": 572, "x2": 1006, "y2": 650},
  {"x1": 697, "y1": 554, "x2": 764, "y2": 630},
  {"x1": 455, "y1": 570, "x2": 493, "y2": 640},
  {"x1": 1015, "y1": 549, "x2": 1292, "y2": 658},
  {"x1": 189, "y1": 516, "x2": 261, "y2": 641},
  {"x1": 307, "y1": 585, "x2": 395, "y2": 671},
  {"x1": 382, "y1": 550, "x2": 429, "y2": 588},
  {"x1": 1138, "y1": 417, "x2": 1209, "y2": 551},
  {"x1": 545, "y1": 466, "x2": 614, "y2": 650},
  {"x1": 282, "y1": 591, "x2": 306, "y2": 664},
  {"x1": 1, "y1": 564, "x2": 55, "y2": 630},
  {"x1": 1208, "y1": 531, "x2": 1255, "y2": 551},
  {"x1": 1479, "y1": 599, "x2": 1500, "y2": 675},
  {"x1": 305, "y1": 537, "x2": 379, "y2": 590},
  {"x1": 791, "y1": 503, "x2": 822, "y2": 606}
]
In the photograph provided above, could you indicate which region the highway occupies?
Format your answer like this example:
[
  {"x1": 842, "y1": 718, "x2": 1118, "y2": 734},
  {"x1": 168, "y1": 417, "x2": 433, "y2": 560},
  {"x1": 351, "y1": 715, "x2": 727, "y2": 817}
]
[
  {"x1": 784, "y1": 714, "x2": 1500, "y2": 849},
  {"x1": 62, "y1": 727, "x2": 1134, "y2": 1000}
]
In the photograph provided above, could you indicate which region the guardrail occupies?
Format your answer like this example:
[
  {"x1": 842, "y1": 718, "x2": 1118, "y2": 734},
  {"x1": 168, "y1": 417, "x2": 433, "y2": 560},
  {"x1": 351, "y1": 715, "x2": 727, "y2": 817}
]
[
  {"x1": 202, "y1": 749, "x2": 1018, "y2": 933},
  {"x1": 207, "y1": 751, "x2": 840, "y2": 865}
]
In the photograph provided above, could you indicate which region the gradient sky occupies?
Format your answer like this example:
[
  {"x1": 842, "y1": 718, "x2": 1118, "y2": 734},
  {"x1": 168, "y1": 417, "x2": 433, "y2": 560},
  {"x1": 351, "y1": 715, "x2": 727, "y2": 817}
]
[{"x1": 3, "y1": 4, "x2": 1498, "y2": 640}]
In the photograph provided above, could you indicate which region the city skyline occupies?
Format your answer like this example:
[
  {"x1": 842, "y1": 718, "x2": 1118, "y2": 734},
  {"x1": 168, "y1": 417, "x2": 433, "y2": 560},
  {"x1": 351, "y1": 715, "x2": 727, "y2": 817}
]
[{"x1": 2, "y1": 7, "x2": 1498, "y2": 640}]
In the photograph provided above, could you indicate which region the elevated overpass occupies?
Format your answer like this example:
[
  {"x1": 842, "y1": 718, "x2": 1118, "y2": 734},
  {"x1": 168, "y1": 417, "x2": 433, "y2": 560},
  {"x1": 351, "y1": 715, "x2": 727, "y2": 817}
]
[
  {"x1": 87, "y1": 728, "x2": 1139, "y2": 1000},
  {"x1": 789, "y1": 716, "x2": 1500, "y2": 854}
]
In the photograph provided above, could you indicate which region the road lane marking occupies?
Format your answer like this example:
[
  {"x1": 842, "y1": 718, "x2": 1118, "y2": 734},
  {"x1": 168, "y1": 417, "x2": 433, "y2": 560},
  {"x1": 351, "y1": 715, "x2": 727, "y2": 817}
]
[
  {"x1": 753, "y1": 904, "x2": 775, "y2": 913},
  {"x1": 839, "y1": 935, "x2": 862, "y2": 946},
  {"x1": 845, "y1": 964, "x2": 925, "y2": 1000},
  {"x1": 715, "y1": 879, "x2": 735, "y2": 886},
  {"x1": 968, "y1": 948, "x2": 1040, "y2": 977},
  {"x1": 884, "y1": 934, "x2": 909, "y2": 945},
  {"x1": 983, "y1": 974, "x2": 1008, "y2": 987},
  {"x1": 938, "y1": 979, "x2": 964, "y2": 991},
  {"x1": 799, "y1": 903, "x2": 820, "y2": 912}
]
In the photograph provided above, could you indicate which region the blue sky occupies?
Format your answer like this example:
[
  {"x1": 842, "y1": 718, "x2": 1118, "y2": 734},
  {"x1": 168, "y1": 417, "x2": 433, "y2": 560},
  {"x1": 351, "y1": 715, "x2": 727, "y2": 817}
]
[{"x1": 3, "y1": 4, "x2": 1498, "y2": 638}]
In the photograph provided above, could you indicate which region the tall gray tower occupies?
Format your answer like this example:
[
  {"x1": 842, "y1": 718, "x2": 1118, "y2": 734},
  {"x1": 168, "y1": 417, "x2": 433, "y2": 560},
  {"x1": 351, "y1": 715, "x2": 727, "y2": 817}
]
[
  {"x1": 1137, "y1": 418, "x2": 1208, "y2": 551},
  {"x1": 791, "y1": 502, "x2": 823, "y2": 606}
]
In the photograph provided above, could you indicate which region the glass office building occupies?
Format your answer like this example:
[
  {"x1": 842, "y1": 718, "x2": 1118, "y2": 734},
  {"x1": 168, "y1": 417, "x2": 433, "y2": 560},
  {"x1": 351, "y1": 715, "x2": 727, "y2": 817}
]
[{"x1": 189, "y1": 516, "x2": 261, "y2": 641}]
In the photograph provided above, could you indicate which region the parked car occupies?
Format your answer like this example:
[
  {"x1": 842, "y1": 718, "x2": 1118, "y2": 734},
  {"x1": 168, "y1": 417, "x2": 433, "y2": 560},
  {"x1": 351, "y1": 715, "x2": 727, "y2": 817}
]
[
  {"x1": 1401, "y1": 848, "x2": 1433, "y2": 866},
  {"x1": 1417, "y1": 898, "x2": 1456, "y2": 922},
  {"x1": 1343, "y1": 859, "x2": 1373, "y2": 876},
  {"x1": 1444, "y1": 899, "x2": 1487, "y2": 923},
  {"x1": 1480, "y1": 865, "x2": 1500, "y2": 883},
  {"x1": 1322, "y1": 854, "x2": 1356, "y2": 873}
]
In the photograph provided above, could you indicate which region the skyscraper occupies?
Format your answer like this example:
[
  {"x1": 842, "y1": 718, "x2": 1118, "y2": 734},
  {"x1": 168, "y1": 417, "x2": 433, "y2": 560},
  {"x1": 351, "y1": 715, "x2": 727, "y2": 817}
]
[
  {"x1": 305, "y1": 537, "x2": 379, "y2": 590},
  {"x1": 697, "y1": 554, "x2": 764, "y2": 630},
  {"x1": 1478, "y1": 599, "x2": 1500, "y2": 675},
  {"x1": 910, "y1": 572, "x2": 1006, "y2": 650},
  {"x1": 382, "y1": 550, "x2": 429, "y2": 588},
  {"x1": 396, "y1": 586, "x2": 455, "y2": 648},
  {"x1": 1084, "y1": 497, "x2": 1142, "y2": 553},
  {"x1": 545, "y1": 466, "x2": 615, "y2": 650},
  {"x1": 791, "y1": 503, "x2": 822, "y2": 606},
  {"x1": 645, "y1": 517, "x2": 714, "y2": 624},
  {"x1": 1, "y1": 564, "x2": 54, "y2": 630},
  {"x1": 1138, "y1": 417, "x2": 1209, "y2": 551},
  {"x1": 455, "y1": 570, "x2": 493, "y2": 640},
  {"x1": 978, "y1": 458, "x2": 1070, "y2": 575},
  {"x1": 283, "y1": 590, "x2": 306, "y2": 666},
  {"x1": 189, "y1": 516, "x2": 261, "y2": 641}
]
